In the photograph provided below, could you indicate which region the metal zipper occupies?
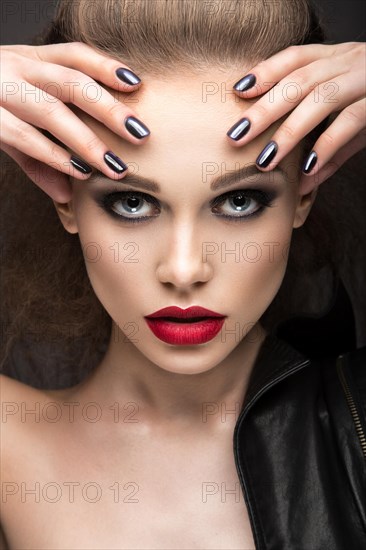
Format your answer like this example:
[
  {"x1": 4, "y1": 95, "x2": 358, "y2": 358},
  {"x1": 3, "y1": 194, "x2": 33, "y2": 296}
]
[{"x1": 336, "y1": 354, "x2": 366, "y2": 460}]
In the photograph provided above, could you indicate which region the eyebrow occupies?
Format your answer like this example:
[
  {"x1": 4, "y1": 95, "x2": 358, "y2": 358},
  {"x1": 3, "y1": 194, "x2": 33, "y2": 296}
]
[{"x1": 88, "y1": 164, "x2": 287, "y2": 193}]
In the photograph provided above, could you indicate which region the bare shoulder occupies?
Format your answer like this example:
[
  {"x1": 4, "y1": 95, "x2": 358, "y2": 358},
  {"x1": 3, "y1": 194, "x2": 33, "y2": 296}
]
[
  {"x1": 0, "y1": 374, "x2": 40, "y2": 550},
  {"x1": 0, "y1": 373, "x2": 84, "y2": 469},
  {"x1": 0, "y1": 373, "x2": 45, "y2": 423},
  {"x1": 0, "y1": 373, "x2": 65, "y2": 460},
  {"x1": 0, "y1": 372, "x2": 40, "y2": 399},
  {"x1": 0, "y1": 373, "x2": 39, "y2": 416},
  {"x1": 0, "y1": 372, "x2": 72, "y2": 407},
  {"x1": 0, "y1": 374, "x2": 39, "y2": 453}
]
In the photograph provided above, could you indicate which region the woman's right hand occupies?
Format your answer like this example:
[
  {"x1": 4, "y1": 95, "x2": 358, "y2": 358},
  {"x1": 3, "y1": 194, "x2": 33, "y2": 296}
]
[{"x1": 0, "y1": 42, "x2": 149, "y2": 202}]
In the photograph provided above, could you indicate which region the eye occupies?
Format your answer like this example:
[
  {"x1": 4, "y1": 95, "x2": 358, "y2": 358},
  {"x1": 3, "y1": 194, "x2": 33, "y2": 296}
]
[
  {"x1": 95, "y1": 188, "x2": 277, "y2": 224},
  {"x1": 210, "y1": 189, "x2": 277, "y2": 220},
  {"x1": 97, "y1": 191, "x2": 160, "y2": 223}
]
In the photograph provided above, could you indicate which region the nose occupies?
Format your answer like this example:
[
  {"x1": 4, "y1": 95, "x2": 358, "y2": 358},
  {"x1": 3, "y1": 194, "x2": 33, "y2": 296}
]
[{"x1": 156, "y1": 222, "x2": 213, "y2": 290}]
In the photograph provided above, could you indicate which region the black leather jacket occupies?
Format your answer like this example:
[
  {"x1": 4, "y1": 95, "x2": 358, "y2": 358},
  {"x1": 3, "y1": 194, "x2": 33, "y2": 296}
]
[{"x1": 234, "y1": 333, "x2": 366, "y2": 550}]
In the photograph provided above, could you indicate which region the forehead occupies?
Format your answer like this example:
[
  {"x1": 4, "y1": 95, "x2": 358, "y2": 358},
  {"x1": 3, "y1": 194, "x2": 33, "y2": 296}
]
[{"x1": 75, "y1": 68, "x2": 301, "y2": 183}]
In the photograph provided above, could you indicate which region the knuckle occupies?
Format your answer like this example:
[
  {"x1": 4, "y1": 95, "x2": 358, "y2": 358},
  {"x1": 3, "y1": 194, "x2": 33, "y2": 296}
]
[
  {"x1": 1, "y1": 49, "x2": 18, "y2": 64},
  {"x1": 66, "y1": 42, "x2": 89, "y2": 55},
  {"x1": 39, "y1": 99, "x2": 61, "y2": 118},
  {"x1": 356, "y1": 43, "x2": 366, "y2": 55},
  {"x1": 61, "y1": 67, "x2": 86, "y2": 86},
  {"x1": 84, "y1": 135, "x2": 102, "y2": 154},
  {"x1": 289, "y1": 69, "x2": 308, "y2": 91},
  {"x1": 343, "y1": 41, "x2": 362, "y2": 54},
  {"x1": 276, "y1": 124, "x2": 297, "y2": 141},
  {"x1": 48, "y1": 142, "x2": 62, "y2": 162},
  {"x1": 13, "y1": 120, "x2": 30, "y2": 143},
  {"x1": 342, "y1": 105, "x2": 365, "y2": 125},
  {"x1": 68, "y1": 42, "x2": 108, "y2": 69},
  {"x1": 106, "y1": 101, "x2": 124, "y2": 118},
  {"x1": 320, "y1": 132, "x2": 335, "y2": 146},
  {"x1": 251, "y1": 102, "x2": 269, "y2": 119},
  {"x1": 286, "y1": 45, "x2": 302, "y2": 63}
]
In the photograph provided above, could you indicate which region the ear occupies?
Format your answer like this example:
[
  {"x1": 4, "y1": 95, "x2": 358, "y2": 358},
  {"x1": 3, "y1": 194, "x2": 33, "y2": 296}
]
[
  {"x1": 52, "y1": 199, "x2": 79, "y2": 234},
  {"x1": 292, "y1": 185, "x2": 318, "y2": 229}
]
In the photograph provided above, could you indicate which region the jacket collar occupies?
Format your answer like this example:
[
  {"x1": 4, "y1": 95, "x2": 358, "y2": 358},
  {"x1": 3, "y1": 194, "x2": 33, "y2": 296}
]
[{"x1": 241, "y1": 331, "x2": 311, "y2": 416}]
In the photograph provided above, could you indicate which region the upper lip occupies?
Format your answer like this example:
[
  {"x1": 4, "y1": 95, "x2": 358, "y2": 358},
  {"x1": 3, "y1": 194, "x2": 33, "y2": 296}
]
[{"x1": 145, "y1": 306, "x2": 225, "y2": 319}]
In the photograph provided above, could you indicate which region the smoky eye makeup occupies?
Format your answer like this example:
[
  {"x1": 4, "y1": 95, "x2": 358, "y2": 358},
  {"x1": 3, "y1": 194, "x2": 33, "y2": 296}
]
[
  {"x1": 91, "y1": 183, "x2": 280, "y2": 225},
  {"x1": 93, "y1": 189, "x2": 160, "y2": 223},
  {"x1": 211, "y1": 188, "x2": 278, "y2": 222}
]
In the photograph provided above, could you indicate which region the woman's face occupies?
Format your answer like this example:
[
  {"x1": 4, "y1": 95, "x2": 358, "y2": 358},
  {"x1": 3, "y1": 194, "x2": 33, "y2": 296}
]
[{"x1": 55, "y1": 66, "x2": 315, "y2": 375}]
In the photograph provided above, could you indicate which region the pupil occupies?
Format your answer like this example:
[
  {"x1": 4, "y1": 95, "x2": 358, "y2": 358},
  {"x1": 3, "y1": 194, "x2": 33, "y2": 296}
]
[
  {"x1": 125, "y1": 196, "x2": 141, "y2": 212},
  {"x1": 232, "y1": 194, "x2": 248, "y2": 209}
]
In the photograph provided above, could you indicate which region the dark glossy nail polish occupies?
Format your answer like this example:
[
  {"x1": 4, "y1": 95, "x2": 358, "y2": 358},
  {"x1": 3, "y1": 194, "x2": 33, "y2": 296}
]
[
  {"x1": 104, "y1": 151, "x2": 128, "y2": 174},
  {"x1": 227, "y1": 118, "x2": 251, "y2": 141},
  {"x1": 70, "y1": 155, "x2": 92, "y2": 174},
  {"x1": 116, "y1": 67, "x2": 141, "y2": 85},
  {"x1": 256, "y1": 141, "x2": 278, "y2": 168},
  {"x1": 302, "y1": 151, "x2": 318, "y2": 174},
  {"x1": 233, "y1": 73, "x2": 256, "y2": 92},
  {"x1": 125, "y1": 116, "x2": 150, "y2": 139}
]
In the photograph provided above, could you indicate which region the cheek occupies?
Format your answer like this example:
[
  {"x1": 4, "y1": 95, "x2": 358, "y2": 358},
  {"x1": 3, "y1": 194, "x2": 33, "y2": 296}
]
[
  {"x1": 224, "y1": 208, "x2": 295, "y2": 323},
  {"x1": 80, "y1": 237, "x2": 150, "y2": 328},
  {"x1": 72, "y1": 198, "x2": 152, "y2": 321}
]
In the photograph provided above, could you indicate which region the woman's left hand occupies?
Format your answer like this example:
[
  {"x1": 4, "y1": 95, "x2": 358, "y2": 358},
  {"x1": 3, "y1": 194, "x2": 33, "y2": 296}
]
[{"x1": 227, "y1": 42, "x2": 366, "y2": 192}]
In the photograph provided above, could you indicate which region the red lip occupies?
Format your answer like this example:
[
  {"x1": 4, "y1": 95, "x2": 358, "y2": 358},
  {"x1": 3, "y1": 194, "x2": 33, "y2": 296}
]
[
  {"x1": 144, "y1": 306, "x2": 226, "y2": 345},
  {"x1": 145, "y1": 306, "x2": 224, "y2": 319}
]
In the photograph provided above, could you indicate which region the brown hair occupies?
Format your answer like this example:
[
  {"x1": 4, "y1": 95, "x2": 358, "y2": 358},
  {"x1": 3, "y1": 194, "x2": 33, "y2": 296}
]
[
  {"x1": 1, "y1": 0, "x2": 363, "y2": 388},
  {"x1": 36, "y1": 0, "x2": 326, "y2": 75}
]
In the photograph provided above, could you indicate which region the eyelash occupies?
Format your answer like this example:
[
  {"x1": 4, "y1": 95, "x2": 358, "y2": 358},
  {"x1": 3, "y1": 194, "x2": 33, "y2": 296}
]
[{"x1": 95, "y1": 188, "x2": 278, "y2": 224}]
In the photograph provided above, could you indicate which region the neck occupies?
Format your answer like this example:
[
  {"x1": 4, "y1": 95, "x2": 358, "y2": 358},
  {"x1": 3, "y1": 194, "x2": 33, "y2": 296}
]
[{"x1": 77, "y1": 322, "x2": 268, "y2": 429}]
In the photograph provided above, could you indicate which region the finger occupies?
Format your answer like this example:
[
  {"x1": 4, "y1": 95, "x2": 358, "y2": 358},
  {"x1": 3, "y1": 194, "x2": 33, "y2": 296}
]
[
  {"x1": 232, "y1": 44, "x2": 341, "y2": 97},
  {"x1": 301, "y1": 98, "x2": 366, "y2": 176},
  {"x1": 0, "y1": 107, "x2": 116, "y2": 188},
  {"x1": 2, "y1": 88, "x2": 130, "y2": 181},
  {"x1": 253, "y1": 79, "x2": 364, "y2": 173},
  {"x1": 227, "y1": 57, "x2": 355, "y2": 148},
  {"x1": 1, "y1": 142, "x2": 73, "y2": 203},
  {"x1": 299, "y1": 131, "x2": 366, "y2": 193},
  {"x1": 32, "y1": 42, "x2": 142, "y2": 92},
  {"x1": 22, "y1": 61, "x2": 150, "y2": 144}
]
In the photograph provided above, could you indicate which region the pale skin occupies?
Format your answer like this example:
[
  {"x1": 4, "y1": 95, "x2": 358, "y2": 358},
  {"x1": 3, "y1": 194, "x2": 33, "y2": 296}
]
[
  {"x1": 230, "y1": 42, "x2": 366, "y2": 192},
  {"x1": 0, "y1": 42, "x2": 365, "y2": 201},
  {"x1": 0, "y1": 67, "x2": 317, "y2": 549}
]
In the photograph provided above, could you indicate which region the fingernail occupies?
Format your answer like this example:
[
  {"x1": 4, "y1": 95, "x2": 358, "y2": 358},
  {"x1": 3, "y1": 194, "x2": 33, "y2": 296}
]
[
  {"x1": 302, "y1": 151, "x2": 318, "y2": 174},
  {"x1": 227, "y1": 118, "x2": 251, "y2": 141},
  {"x1": 256, "y1": 141, "x2": 278, "y2": 168},
  {"x1": 116, "y1": 67, "x2": 141, "y2": 85},
  {"x1": 104, "y1": 151, "x2": 128, "y2": 174},
  {"x1": 233, "y1": 73, "x2": 256, "y2": 92},
  {"x1": 70, "y1": 155, "x2": 92, "y2": 174},
  {"x1": 125, "y1": 116, "x2": 150, "y2": 139}
]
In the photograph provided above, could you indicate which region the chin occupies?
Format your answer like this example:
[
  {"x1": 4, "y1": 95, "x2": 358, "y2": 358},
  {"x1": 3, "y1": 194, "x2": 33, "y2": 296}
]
[{"x1": 139, "y1": 340, "x2": 237, "y2": 376}]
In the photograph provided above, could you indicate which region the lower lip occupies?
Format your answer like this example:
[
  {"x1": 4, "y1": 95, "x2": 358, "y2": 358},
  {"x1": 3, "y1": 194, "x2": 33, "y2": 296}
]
[{"x1": 144, "y1": 318, "x2": 225, "y2": 345}]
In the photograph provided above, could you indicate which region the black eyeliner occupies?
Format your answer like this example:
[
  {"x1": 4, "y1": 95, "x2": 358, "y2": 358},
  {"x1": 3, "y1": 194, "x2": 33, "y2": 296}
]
[
  {"x1": 211, "y1": 188, "x2": 278, "y2": 221},
  {"x1": 210, "y1": 188, "x2": 277, "y2": 208},
  {"x1": 92, "y1": 187, "x2": 279, "y2": 224},
  {"x1": 93, "y1": 190, "x2": 160, "y2": 223}
]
